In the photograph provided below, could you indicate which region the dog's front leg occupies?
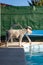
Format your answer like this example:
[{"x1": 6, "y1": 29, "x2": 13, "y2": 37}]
[{"x1": 19, "y1": 35, "x2": 23, "y2": 47}]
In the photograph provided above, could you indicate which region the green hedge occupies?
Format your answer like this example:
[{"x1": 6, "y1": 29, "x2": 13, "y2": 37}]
[{"x1": 1, "y1": 4, "x2": 43, "y2": 36}]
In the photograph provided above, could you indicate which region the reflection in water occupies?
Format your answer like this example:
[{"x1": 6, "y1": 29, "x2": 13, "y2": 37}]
[{"x1": 24, "y1": 44, "x2": 43, "y2": 65}]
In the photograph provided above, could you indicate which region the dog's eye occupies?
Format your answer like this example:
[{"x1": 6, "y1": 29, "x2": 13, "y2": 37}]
[{"x1": 29, "y1": 28, "x2": 32, "y2": 30}]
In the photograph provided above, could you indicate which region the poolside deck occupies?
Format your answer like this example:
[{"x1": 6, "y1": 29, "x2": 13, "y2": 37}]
[{"x1": 0, "y1": 42, "x2": 43, "y2": 48}]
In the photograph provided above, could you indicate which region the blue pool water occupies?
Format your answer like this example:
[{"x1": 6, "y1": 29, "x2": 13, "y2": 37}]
[{"x1": 25, "y1": 52, "x2": 43, "y2": 65}]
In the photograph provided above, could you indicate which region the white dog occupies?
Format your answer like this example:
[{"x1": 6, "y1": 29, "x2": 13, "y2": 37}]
[{"x1": 6, "y1": 26, "x2": 32, "y2": 47}]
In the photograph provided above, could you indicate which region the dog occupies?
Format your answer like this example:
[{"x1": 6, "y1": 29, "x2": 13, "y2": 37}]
[{"x1": 6, "y1": 26, "x2": 32, "y2": 47}]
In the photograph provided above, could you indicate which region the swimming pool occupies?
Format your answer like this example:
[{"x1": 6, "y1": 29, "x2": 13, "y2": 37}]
[
  {"x1": 23, "y1": 43, "x2": 43, "y2": 65},
  {"x1": 25, "y1": 52, "x2": 43, "y2": 65}
]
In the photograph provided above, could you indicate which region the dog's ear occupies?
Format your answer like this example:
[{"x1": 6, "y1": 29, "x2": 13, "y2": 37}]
[{"x1": 25, "y1": 27, "x2": 28, "y2": 29}]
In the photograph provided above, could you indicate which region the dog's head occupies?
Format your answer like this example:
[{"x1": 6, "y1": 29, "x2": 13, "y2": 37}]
[{"x1": 25, "y1": 26, "x2": 32, "y2": 34}]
